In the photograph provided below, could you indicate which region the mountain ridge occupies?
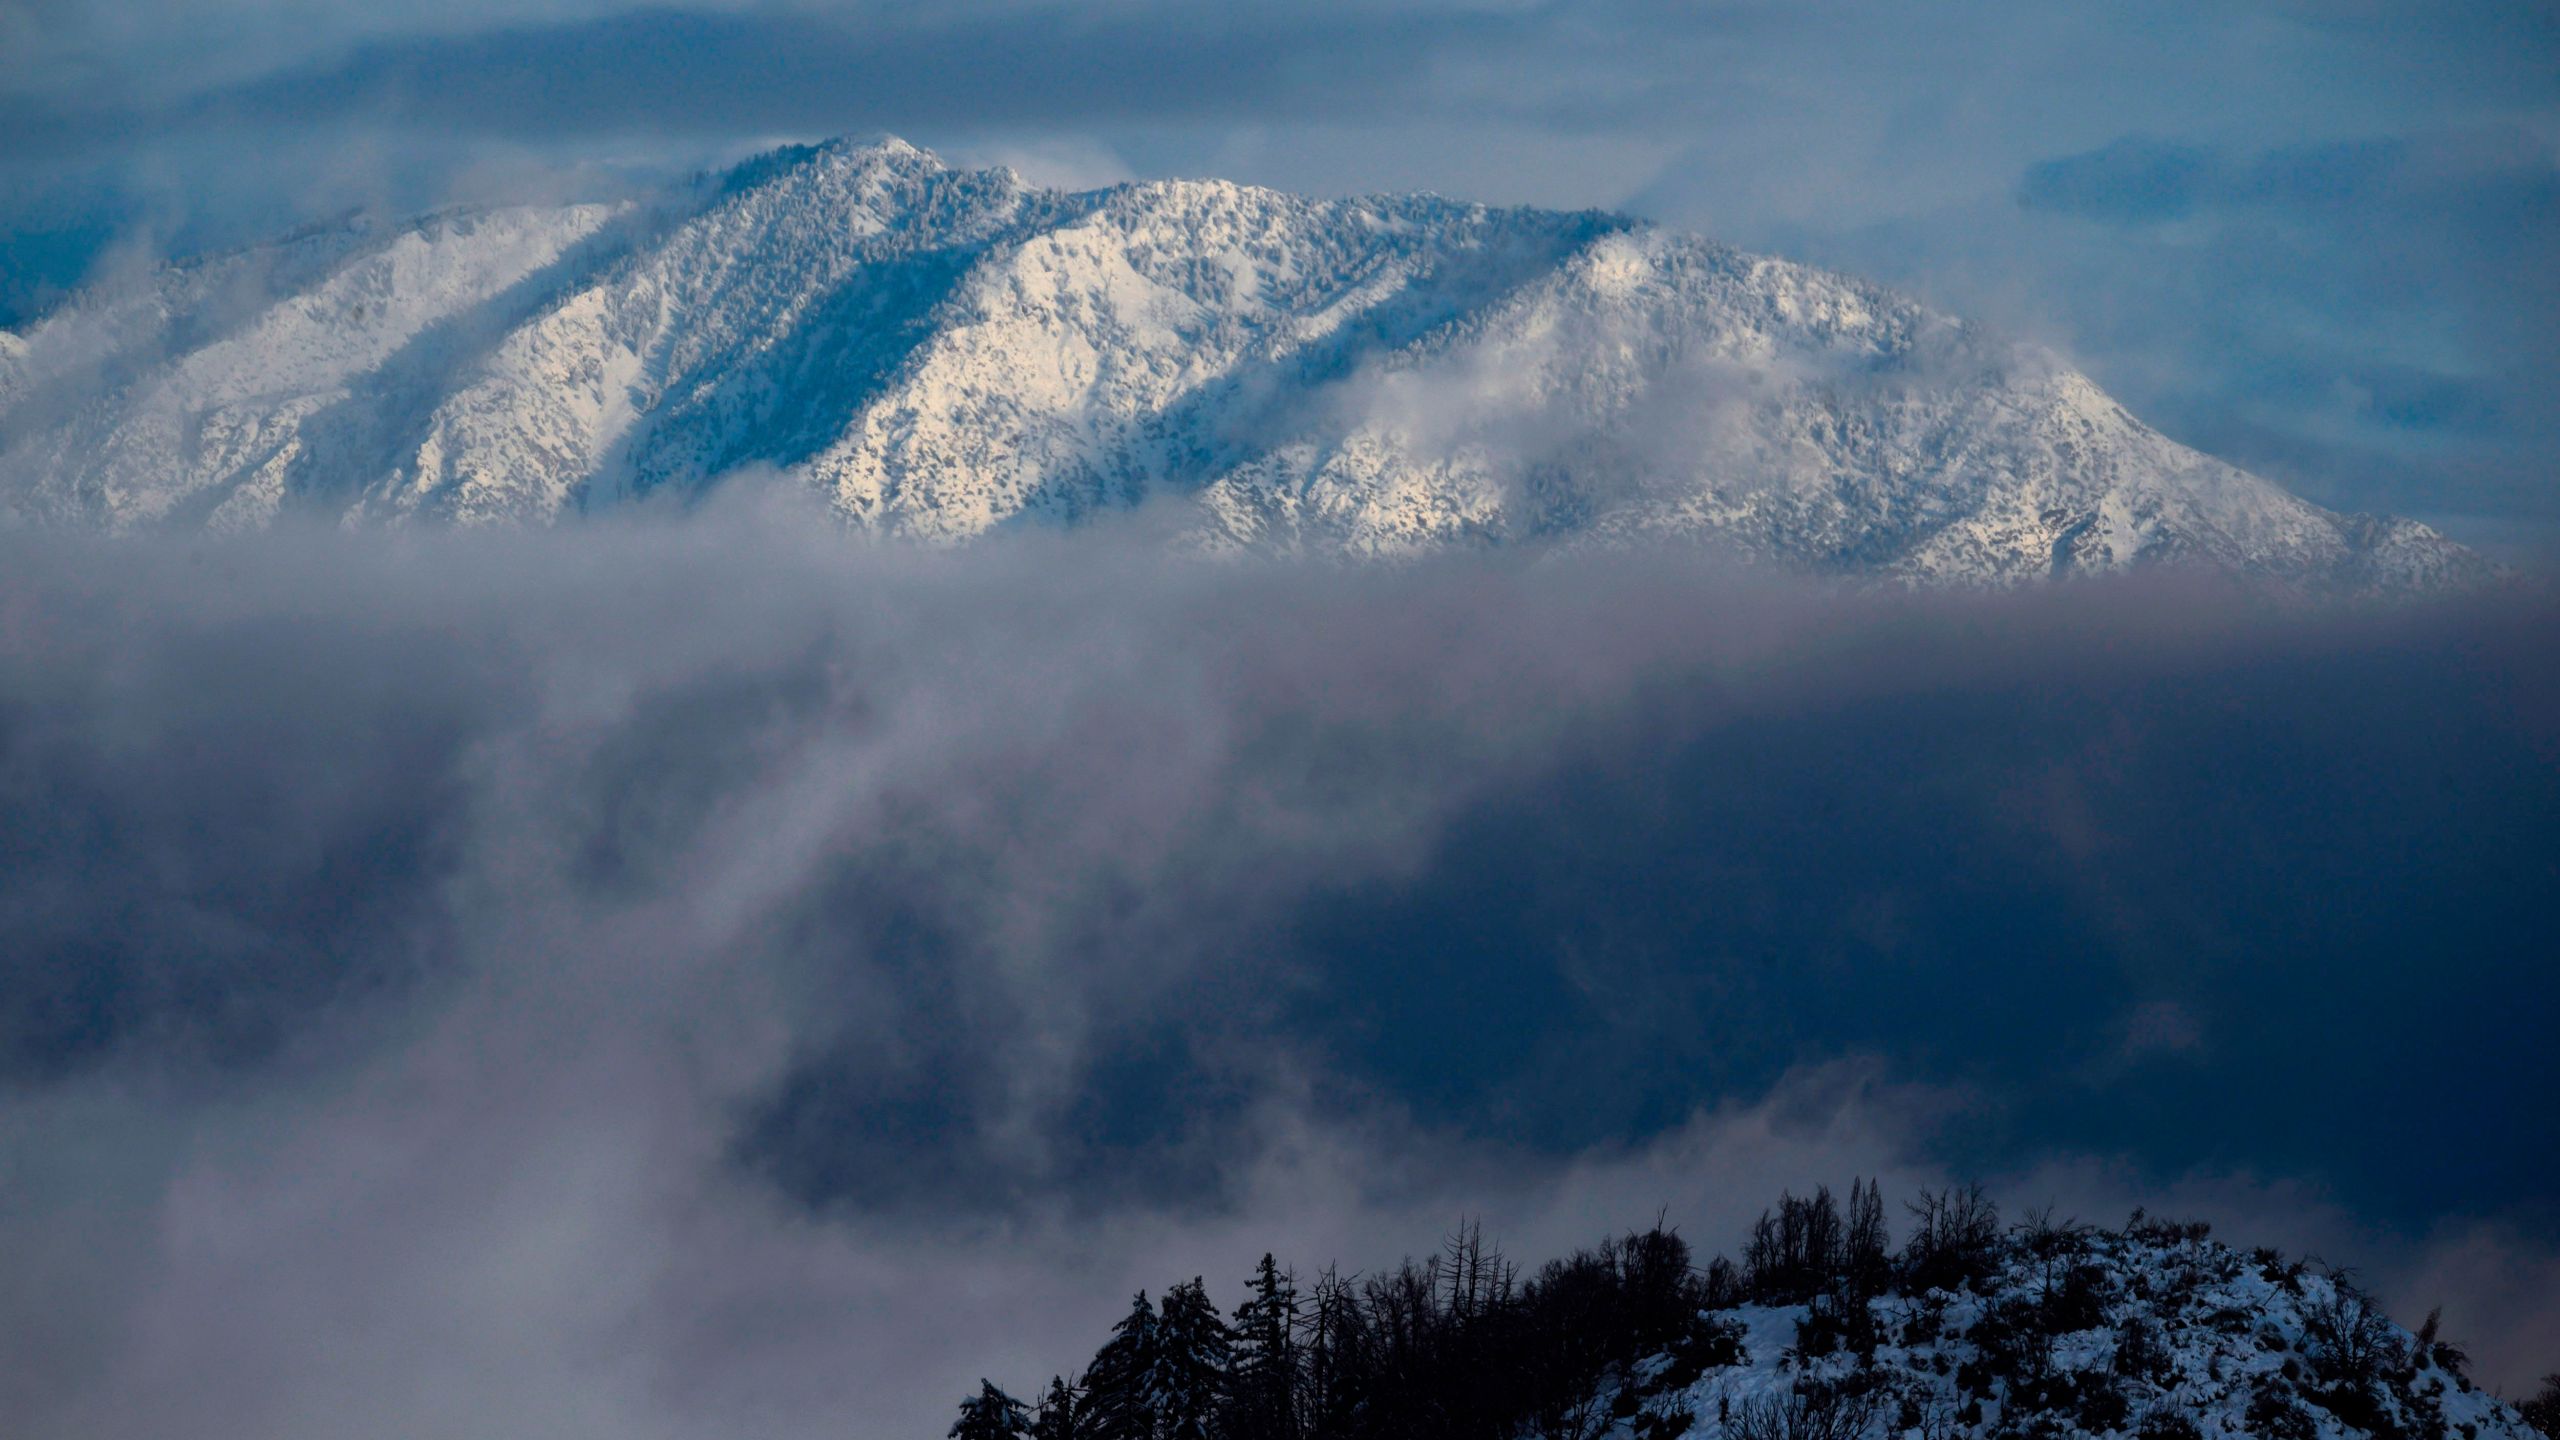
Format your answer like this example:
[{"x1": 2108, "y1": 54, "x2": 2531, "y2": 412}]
[{"x1": 0, "y1": 138, "x2": 2490, "y2": 589}]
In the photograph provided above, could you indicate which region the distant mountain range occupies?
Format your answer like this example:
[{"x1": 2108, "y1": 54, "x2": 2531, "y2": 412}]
[{"x1": 0, "y1": 138, "x2": 2488, "y2": 589}]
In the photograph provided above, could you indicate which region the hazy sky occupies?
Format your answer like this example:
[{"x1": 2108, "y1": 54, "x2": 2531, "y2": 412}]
[
  {"x1": 2, "y1": 514, "x2": 2556, "y2": 1435},
  {"x1": 3, "y1": 0, "x2": 2555, "y2": 550}
]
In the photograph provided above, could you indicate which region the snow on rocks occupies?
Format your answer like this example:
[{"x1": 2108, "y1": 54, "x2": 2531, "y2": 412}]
[
  {"x1": 1606, "y1": 1223, "x2": 2538, "y2": 1440},
  {"x1": 0, "y1": 139, "x2": 2490, "y2": 592}
]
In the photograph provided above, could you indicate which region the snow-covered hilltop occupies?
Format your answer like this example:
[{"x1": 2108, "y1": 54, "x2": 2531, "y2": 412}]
[
  {"x1": 965, "y1": 1194, "x2": 2555, "y2": 1440},
  {"x1": 1629, "y1": 1214, "x2": 2543, "y2": 1440},
  {"x1": 0, "y1": 138, "x2": 2488, "y2": 588}
]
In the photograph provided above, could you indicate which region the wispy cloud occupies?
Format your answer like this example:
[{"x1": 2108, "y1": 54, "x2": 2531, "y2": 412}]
[{"x1": 1, "y1": 514, "x2": 2553, "y2": 1431}]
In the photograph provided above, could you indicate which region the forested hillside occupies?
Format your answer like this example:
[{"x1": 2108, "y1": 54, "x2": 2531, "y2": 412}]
[{"x1": 944, "y1": 1185, "x2": 2558, "y2": 1440}]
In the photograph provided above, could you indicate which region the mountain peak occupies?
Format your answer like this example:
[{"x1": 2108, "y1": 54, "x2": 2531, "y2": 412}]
[{"x1": 0, "y1": 146, "x2": 2489, "y2": 591}]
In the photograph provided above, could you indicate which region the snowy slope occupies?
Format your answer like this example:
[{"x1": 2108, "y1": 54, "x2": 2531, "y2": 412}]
[
  {"x1": 1608, "y1": 1226, "x2": 2540, "y2": 1440},
  {"x1": 0, "y1": 207, "x2": 627, "y2": 529},
  {"x1": 0, "y1": 138, "x2": 2489, "y2": 588}
]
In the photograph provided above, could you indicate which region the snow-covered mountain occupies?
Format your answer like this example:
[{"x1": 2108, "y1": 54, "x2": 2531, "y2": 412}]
[{"x1": 0, "y1": 138, "x2": 2487, "y2": 587}]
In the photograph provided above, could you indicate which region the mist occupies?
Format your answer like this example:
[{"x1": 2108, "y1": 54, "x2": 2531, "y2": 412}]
[{"x1": 2, "y1": 509, "x2": 2554, "y2": 1435}]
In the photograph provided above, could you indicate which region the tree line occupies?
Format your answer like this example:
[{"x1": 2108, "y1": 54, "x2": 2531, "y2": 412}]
[
  {"x1": 942, "y1": 1181, "x2": 2560, "y2": 1440},
  {"x1": 946, "y1": 1181, "x2": 2005, "y2": 1440}
]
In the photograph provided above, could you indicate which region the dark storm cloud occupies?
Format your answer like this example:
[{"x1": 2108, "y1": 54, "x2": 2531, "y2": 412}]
[
  {"x1": 1288, "y1": 591, "x2": 2560, "y2": 1216},
  {"x1": 12, "y1": 0, "x2": 2551, "y2": 159},
  {"x1": 0, "y1": 3, "x2": 1468, "y2": 162},
  {"x1": 1, "y1": 512, "x2": 2555, "y2": 1434},
  {"x1": 192, "y1": 8, "x2": 1442, "y2": 143}
]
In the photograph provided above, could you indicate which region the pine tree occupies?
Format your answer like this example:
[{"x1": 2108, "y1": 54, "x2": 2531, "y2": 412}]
[
  {"x1": 1083, "y1": 1292, "x2": 1160, "y2": 1440},
  {"x1": 1227, "y1": 1254, "x2": 1300, "y2": 1440},
  {"x1": 1032, "y1": 1376, "x2": 1088, "y2": 1440},
  {"x1": 951, "y1": 1380, "x2": 1032, "y2": 1440},
  {"x1": 1153, "y1": 1277, "x2": 1234, "y2": 1440}
]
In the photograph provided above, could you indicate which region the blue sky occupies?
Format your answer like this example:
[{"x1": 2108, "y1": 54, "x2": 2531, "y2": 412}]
[{"x1": 3, "y1": 0, "x2": 2555, "y2": 550}]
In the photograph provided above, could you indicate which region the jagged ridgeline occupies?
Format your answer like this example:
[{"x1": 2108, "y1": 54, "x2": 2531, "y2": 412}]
[
  {"x1": 948, "y1": 1185, "x2": 2558, "y2": 1440},
  {"x1": 0, "y1": 139, "x2": 2487, "y2": 590}
]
